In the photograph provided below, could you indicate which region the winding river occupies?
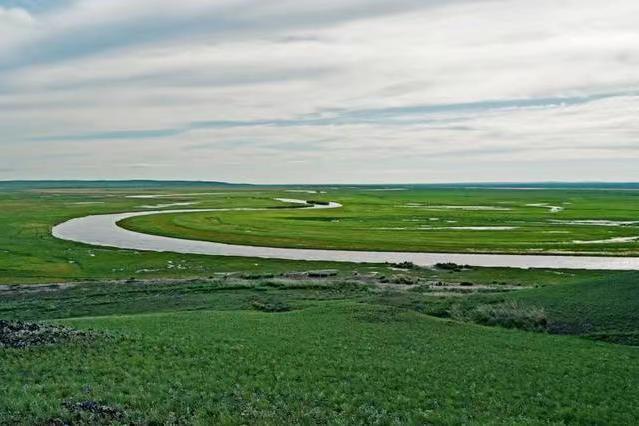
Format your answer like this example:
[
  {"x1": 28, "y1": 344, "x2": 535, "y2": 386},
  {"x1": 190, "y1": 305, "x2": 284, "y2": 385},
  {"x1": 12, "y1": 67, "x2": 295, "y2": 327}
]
[{"x1": 52, "y1": 199, "x2": 639, "y2": 270}]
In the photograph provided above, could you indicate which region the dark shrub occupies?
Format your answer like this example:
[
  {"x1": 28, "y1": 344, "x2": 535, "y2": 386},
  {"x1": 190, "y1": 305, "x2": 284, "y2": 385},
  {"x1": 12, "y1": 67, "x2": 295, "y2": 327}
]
[
  {"x1": 251, "y1": 300, "x2": 291, "y2": 313},
  {"x1": 469, "y1": 302, "x2": 548, "y2": 331},
  {"x1": 435, "y1": 262, "x2": 471, "y2": 272},
  {"x1": 0, "y1": 320, "x2": 101, "y2": 348},
  {"x1": 306, "y1": 270, "x2": 338, "y2": 278},
  {"x1": 388, "y1": 261, "x2": 418, "y2": 270},
  {"x1": 390, "y1": 275, "x2": 419, "y2": 285}
]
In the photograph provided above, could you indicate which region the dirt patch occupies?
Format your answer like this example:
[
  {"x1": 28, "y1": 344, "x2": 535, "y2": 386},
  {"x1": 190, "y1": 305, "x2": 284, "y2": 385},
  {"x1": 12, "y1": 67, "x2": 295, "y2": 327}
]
[
  {"x1": 45, "y1": 400, "x2": 129, "y2": 425},
  {"x1": 0, "y1": 320, "x2": 103, "y2": 349},
  {"x1": 64, "y1": 400, "x2": 124, "y2": 419},
  {"x1": 0, "y1": 283, "x2": 77, "y2": 295}
]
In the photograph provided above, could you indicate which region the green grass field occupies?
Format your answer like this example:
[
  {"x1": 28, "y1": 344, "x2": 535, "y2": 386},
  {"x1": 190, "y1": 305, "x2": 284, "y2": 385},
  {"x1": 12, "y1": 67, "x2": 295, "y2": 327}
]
[
  {"x1": 121, "y1": 187, "x2": 639, "y2": 255},
  {"x1": 0, "y1": 187, "x2": 358, "y2": 284},
  {"x1": 5, "y1": 184, "x2": 638, "y2": 284},
  {"x1": 1, "y1": 183, "x2": 639, "y2": 423},
  {"x1": 511, "y1": 272, "x2": 639, "y2": 344},
  {"x1": 2, "y1": 280, "x2": 639, "y2": 424}
]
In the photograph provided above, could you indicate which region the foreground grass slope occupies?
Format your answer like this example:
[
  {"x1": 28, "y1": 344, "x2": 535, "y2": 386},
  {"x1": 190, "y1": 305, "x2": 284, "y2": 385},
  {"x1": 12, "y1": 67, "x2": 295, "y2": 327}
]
[
  {"x1": 511, "y1": 272, "x2": 639, "y2": 344},
  {"x1": 3, "y1": 303, "x2": 639, "y2": 424},
  {"x1": 405, "y1": 270, "x2": 639, "y2": 345},
  {"x1": 2, "y1": 270, "x2": 639, "y2": 423}
]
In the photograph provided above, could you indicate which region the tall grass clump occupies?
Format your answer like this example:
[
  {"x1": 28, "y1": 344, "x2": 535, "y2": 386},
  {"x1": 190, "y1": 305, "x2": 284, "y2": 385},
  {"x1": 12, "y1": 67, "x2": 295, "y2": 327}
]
[
  {"x1": 471, "y1": 301, "x2": 548, "y2": 331},
  {"x1": 450, "y1": 301, "x2": 548, "y2": 332}
]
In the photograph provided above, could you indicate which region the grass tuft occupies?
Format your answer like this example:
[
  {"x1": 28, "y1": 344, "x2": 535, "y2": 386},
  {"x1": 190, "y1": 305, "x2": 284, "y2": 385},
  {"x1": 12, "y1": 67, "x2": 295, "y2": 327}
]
[{"x1": 465, "y1": 301, "x2": 549, "y2": 331}]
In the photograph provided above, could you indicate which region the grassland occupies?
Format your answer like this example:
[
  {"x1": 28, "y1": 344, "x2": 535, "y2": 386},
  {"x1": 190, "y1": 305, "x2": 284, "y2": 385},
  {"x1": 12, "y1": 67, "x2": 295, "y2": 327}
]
[
  {"x1": 5, "y1": 185, "x2": 638, "y2": 284},
  {"x1": 121, "y1": 187, "x2": 639, "y2": 255},
  {"x1": 511, "y1": 272, "x2": 639, "y2": 344},
  {"x1": 0, "y1": 187, "x2": 360, "y2": 284},
  {"x1": 1, "y1": 183, "x2": 639, "y2": 424},
  {"x1": 2, "y1": 274, "x2": 639, "y2": 424}
]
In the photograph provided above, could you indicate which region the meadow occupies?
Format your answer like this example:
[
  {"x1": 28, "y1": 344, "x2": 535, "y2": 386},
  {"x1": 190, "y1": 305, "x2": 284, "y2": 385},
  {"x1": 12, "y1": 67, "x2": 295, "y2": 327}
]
[
  {"x1": 0, "y1": 186, "x2": 354, "y2": 284},
  {"x1": 5, "y1": 184, "x2": 639, "y2": 284},
  {"x1": 1, "y1": 182, "x2": 639, "y2": 424},
  {"x1": 2, "y1": 273, "x2": 639, "y2": 424},
  {"x1": 121, "y1": 186, "x2": 639, "y2": 255}
]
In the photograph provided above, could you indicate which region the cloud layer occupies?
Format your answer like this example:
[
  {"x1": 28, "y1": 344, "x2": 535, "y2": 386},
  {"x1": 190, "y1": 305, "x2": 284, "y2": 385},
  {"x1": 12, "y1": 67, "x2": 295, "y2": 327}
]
[{"x1": 1, "y1": 0, "x2": 638, "y2": 182}]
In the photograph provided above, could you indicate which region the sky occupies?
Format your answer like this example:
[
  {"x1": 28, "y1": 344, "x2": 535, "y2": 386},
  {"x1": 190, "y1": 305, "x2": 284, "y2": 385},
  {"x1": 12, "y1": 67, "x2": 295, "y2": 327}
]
[{"x1": 1, "y1": 0, "x2": 638, "y2": 183}]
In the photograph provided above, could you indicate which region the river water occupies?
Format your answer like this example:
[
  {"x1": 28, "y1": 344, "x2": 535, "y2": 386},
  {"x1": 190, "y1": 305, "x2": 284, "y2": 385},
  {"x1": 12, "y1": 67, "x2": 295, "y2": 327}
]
[{"x1": 52, "y1": 200, "x2": 639, "y2": 270}]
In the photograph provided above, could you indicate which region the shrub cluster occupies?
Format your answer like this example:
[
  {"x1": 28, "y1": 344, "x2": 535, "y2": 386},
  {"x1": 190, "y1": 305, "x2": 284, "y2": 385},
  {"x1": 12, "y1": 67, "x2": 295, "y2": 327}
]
[
  {"x1": 389, "y1": 275, "x2": 420, "y2": 285},
  {"x1": 251, "y1": 300, "x2": 292, "y2": 313},
  {"x1": 387, "y1": 261, "x2": 418, "y2": 270},
  {"x1": 465, "y1": 301, "x2": 549, "y2": 331},
  {"x1": 435, "y1": 262, "x2": 471, "y2": 272}
]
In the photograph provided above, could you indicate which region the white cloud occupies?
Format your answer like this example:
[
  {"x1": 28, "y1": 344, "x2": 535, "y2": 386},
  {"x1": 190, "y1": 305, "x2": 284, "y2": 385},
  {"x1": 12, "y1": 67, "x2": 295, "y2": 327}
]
[
  {"x1": 0, "y1": 6, "x2": 33, "y2": 25},
  {"x1": 0, "y1": 0, "x2": 638, "y2": 182},
  {"x1": 0, "y1": 6, "x2": 34, "y2": 49}
]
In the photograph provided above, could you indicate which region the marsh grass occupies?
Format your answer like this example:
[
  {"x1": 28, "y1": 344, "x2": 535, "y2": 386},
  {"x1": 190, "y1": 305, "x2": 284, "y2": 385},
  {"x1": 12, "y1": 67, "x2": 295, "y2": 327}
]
[
  {"x1": 465, "y1": 301, "x2": 548, "y2": 331},
  {"x1": 120, "y1": 187, "x2": 639, "y2": 256}
]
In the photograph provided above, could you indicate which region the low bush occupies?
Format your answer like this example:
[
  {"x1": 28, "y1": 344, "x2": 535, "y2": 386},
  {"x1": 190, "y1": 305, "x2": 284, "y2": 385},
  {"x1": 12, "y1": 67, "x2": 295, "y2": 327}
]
[
  {"x1": 306, "y1": 270, "x2": 338, "y2": 278},
  {"x1": 435, "y1": 262, "x2": 471, "y2": 272},
  {"x1": 240, "y1": 273, "x2": 276, "y2": 280},
  {"x1": 390, "y1": 275, "x2": 419, "y2": 285},
  {"x1": 468, "y1": 301, "x2": 548, "y2": 331},
  {"x1": 251, "y1": 299, "x2": 292, "y2": 313},
  {"x1": 388, "y1": 261, "x2": 418, "y2": 270}
]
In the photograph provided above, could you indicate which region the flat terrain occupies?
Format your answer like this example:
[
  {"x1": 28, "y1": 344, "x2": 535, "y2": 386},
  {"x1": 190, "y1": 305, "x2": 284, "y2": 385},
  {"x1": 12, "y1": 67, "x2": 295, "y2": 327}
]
[
  {"x1": 5, "y1": 184, "x2": 639, "y2": 284},
  {"x1": 121, "y1": 187, "x2": 639, "y2": 255},
  {"x1": 0, "y1": 187, "x2": 351, "y2": 284},
  {"x1": 1, "y1": 183, "x2": 638, "y2": 424}
]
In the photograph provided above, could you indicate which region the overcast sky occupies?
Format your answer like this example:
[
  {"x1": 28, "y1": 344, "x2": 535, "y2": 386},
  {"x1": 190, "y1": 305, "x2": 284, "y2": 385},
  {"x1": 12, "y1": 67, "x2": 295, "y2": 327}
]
[{"x1": 1, "y1": 0, "x2": 638, "y2": 183}]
